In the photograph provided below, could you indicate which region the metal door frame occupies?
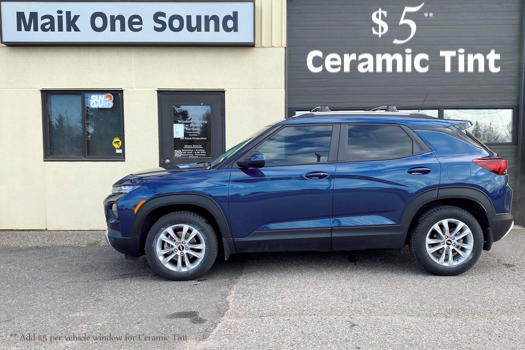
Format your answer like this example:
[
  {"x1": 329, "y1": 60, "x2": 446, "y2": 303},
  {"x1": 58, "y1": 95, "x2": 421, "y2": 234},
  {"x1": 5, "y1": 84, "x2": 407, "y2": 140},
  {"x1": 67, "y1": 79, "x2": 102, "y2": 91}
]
[{"x1": 157, "y1": 91, "x2": 225, "y2": 167}]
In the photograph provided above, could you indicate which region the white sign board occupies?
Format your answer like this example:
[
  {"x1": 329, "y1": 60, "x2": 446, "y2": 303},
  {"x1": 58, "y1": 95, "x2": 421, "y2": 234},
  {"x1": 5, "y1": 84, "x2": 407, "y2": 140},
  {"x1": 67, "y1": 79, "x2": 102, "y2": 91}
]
[{"x1": 0, "y1": 1, "x2": 255, "y2": 45}]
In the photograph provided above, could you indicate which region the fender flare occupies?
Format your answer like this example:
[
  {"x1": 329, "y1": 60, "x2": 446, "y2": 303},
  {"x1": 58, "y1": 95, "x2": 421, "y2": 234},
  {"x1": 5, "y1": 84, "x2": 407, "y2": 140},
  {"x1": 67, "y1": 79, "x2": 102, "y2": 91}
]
[
  {"x1": 437, "y1": 187, "x2": 496, "y2": 250},
  {"x1": 400, "y1": 189, "x2": 439, "y2": 230},
  {"x1": 400, "y1": 187, "x2": 495, "y2": 249},
  {"x1": 437, "y1": 187, "x2": 495, "y2": 215},
  {"x1": 131, "y1": 194, "x2": 235, "y2": 258}
]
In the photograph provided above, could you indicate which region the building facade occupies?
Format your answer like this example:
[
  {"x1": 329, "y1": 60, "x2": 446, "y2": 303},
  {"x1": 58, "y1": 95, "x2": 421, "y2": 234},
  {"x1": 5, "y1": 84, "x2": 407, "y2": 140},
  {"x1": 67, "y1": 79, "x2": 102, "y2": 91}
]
[
  {"x1": 286, "y1": 0, "x2": 525, "y2": 224},
  {"x1": 0, "y1": 0, "x2": 286, "y2": 230},
  {"x1": 0, "y1": 0, "x2": 524, "y2": 230}
]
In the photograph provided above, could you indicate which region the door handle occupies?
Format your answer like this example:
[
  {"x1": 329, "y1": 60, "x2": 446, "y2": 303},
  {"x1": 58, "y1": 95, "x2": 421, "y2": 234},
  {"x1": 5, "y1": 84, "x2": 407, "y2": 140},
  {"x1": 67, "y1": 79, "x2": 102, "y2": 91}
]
[
  {"x1": 407, "y1": 167, "x2": 431, "y2": 175},
  {"x1": 304, "y1": 171, "x2": 329, "y2": 180}
]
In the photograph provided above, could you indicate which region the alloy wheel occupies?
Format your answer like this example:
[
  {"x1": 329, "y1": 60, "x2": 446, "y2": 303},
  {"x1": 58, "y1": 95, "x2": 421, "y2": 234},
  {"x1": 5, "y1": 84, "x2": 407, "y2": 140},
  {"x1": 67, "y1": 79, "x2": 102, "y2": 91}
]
[
  {"x1": 425, "y1": 219, "x2": 474, "y2": 267},
  {"x1": 155, "y1": 224, "x2": 206, "y2": 272}
]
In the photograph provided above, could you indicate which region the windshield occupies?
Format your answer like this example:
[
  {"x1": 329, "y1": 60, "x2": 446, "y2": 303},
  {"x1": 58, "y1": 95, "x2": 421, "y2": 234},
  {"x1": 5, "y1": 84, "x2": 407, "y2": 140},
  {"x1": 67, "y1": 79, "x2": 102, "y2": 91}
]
[{"x1": 209, "y1": 124, "x2": 274, "y2": 168}]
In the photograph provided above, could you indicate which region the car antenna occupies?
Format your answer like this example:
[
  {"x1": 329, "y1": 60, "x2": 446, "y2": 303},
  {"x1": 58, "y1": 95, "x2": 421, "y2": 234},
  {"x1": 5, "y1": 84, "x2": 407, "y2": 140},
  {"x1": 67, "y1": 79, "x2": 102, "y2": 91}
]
[{"x1": 418, "y1": 93, "x2": 429, "y2": 113}]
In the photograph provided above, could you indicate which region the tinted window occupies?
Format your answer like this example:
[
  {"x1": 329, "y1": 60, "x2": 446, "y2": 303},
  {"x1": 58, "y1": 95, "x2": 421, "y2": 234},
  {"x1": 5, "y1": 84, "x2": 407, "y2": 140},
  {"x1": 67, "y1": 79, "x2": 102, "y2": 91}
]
[
  {"x1": 85, "y1": 93, "x2": 124, "y2": 157},
  {"x1": 347, "y1": 125, "x2": 413, "y2": 161},
  {"x1": 256, "y1": 125, "x2": 333, "y2": 166},
  {"x1": 44, "y1": 91, "x2": 124, "y2": 160},
  {"x1": 47, "y1": 94, "x2": 83, "y2": 157}
]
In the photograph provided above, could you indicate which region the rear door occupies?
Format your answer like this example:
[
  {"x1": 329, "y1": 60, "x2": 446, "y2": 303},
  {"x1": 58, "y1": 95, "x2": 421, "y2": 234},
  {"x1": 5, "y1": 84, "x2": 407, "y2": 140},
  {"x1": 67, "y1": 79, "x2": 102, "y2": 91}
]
[
  {"x1": 332, "y1": 123, "x2": 440, "y2": 250},
  {"x1": 229, "y1": 124, "x2": 339, "y2": 252}
]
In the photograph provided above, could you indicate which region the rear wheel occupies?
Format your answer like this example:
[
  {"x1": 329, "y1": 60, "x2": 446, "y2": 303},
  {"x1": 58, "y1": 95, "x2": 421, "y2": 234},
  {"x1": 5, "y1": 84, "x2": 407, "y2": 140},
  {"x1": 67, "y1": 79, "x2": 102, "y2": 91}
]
[
  {"x1": 409, "y1": 206, "x2": 483, "y2": 276},
  {"x1": 145, "y1": 211, "x2": 218, "y2": 281}
]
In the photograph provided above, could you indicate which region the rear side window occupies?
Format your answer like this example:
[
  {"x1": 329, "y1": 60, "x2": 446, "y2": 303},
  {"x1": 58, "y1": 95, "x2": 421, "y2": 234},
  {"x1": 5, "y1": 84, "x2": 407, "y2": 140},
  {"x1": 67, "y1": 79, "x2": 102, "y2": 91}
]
[
  {"x1": 256, "y1": 125, "x2": 333, "y2": 166},
  {"x1": 346, "y1": 125, "x2": 415, "y2": 162}
]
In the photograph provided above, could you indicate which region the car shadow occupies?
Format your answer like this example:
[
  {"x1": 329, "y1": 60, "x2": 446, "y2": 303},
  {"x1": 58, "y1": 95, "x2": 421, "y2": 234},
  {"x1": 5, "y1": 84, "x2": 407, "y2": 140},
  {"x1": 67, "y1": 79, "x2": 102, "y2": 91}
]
[
  {"x1": 100, "y1": 248, "x2": 417, "y2": 282},
  {"x1": 99, "y1": 245, "x2": 505, "y2": 281},
  {"x1": 221, "y1": 247, "x2": 424, "y2": 275}
]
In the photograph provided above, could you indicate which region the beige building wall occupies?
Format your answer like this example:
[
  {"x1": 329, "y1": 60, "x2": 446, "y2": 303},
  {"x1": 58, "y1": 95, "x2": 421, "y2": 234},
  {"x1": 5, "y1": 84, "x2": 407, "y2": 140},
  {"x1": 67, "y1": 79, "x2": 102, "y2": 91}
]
[{"x1": 0, "y1": 1, "x2": 286, "y2": 230}]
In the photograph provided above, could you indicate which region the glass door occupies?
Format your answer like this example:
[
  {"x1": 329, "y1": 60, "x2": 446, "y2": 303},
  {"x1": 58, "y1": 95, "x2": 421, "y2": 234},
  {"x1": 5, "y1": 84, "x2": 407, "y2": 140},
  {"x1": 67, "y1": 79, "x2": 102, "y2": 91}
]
[{"x1": 158, "y1": 92, "x2": 224, "y2": 167}]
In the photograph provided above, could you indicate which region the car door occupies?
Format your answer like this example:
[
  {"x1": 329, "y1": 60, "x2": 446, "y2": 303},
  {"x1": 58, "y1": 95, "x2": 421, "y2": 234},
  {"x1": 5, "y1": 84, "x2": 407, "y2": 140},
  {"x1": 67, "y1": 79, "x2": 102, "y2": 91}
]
[
  {"x1": 229, "y1": 124, "x2": 339, "y2": 252},
  {"x1": 332, "y1": 123, "x2": 440, "y2": 250}
]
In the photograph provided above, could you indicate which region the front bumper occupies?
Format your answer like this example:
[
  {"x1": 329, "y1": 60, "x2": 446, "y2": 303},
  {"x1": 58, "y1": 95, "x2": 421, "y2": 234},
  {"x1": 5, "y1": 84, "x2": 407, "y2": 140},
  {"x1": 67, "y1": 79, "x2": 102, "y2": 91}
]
[{"x1": 106, "y1": 228, "x2": 141, "y2": 257}]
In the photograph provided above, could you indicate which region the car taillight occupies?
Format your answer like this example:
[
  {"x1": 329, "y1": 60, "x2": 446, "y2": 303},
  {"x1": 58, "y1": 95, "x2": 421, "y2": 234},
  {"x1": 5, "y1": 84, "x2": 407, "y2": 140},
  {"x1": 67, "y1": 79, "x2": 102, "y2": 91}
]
[{"x1": 472, "y1": 158, "x2": 507, "y2": 175}]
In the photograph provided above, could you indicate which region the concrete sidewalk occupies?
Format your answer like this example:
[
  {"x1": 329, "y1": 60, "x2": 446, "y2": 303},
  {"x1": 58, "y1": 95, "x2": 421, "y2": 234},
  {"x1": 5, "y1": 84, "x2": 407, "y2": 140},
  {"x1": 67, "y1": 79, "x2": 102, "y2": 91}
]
[{"x1": 1, "y1": 228, "x2": 524, "y2": 349}]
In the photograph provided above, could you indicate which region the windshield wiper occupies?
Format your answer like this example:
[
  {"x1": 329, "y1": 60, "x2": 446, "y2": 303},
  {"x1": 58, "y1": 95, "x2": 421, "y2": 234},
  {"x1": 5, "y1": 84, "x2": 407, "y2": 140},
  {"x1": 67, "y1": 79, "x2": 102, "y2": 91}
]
[{"x1": 196, "y1": 161, "x2": 211, "y2": 168}]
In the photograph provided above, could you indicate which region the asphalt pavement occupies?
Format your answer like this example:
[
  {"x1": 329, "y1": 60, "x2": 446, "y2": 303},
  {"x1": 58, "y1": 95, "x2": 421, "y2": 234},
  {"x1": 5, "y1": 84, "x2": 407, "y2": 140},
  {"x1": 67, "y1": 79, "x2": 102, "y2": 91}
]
[{"x1": 1, "y1": 228, "x2": 524, "y2": 349}]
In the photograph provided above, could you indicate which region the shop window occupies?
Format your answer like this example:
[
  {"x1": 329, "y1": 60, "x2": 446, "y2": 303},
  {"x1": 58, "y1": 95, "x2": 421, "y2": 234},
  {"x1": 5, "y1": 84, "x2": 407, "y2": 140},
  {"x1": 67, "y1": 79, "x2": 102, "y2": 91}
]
[
  {"x1": 398, "y1": 109, "x2": 439, "y2": 118},
  {"x1": 43, "y1": 91, "x2": 124, "y2": 160},
  {"x1": 444, "y1": 109, "x2": 513, "y2": 143},
  {"x1": 294, "y1": 110, "x2": 310, "y2": 116}
]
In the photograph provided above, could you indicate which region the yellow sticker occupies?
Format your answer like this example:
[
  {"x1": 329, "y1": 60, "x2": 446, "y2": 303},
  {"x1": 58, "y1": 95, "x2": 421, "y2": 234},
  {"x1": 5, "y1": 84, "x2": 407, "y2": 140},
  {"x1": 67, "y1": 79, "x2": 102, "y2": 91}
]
[{"x1": 112, "y1": 137, "x2": 122, "y2": 149}]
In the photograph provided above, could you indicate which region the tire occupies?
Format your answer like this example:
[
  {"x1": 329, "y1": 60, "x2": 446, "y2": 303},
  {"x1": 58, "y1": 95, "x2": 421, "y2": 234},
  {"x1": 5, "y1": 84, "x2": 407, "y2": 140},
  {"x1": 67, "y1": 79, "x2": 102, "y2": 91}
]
[
  {"x1": 409, "y1": 206, "x2": 483, "y2": 276},
  {"x1": 145, "y1": 211, "x2": 218, "y2": 281}
]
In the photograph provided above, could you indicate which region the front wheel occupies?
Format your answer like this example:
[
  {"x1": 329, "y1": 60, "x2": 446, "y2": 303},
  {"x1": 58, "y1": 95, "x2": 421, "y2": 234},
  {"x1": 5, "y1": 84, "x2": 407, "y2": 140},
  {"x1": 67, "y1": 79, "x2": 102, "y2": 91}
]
[
  {"x1": 409, "y1": 206, "x2": 483, "y2": 276},
  {"x1": 145, "y1": 211, "x2": 218, "y2": 281}
]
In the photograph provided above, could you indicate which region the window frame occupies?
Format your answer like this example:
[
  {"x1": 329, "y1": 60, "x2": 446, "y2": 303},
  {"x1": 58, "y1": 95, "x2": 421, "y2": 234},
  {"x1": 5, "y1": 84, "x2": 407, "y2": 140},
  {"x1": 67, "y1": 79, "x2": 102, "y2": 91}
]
[
  {"x1": 337, "y1": 123, "x2": 431, "y2": 163},
  {"x1": 232, "y1": 124, "x2": 340, "y2": 168},
  {"x1": 42, "y1": 90, "x2": 125, "y2": 161},
  {"x1": 287, "y1": 106, "x2": 519, "y2": 145}
]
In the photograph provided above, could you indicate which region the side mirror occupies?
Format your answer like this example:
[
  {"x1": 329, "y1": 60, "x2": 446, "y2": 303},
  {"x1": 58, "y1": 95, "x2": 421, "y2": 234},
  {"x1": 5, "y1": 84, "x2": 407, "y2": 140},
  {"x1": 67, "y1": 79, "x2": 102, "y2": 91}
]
[{"x1": 237, "y1": 152, "x2": 265, "y2": 168}]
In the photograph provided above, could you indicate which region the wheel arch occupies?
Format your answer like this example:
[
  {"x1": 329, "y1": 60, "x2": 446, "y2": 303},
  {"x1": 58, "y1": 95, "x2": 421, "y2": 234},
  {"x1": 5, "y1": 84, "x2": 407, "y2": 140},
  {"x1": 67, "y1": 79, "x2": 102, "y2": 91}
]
[
  {"x1": 131, "y1": 194, "x2": 235, "y2": 259},
  {"x1": 402, "y1": 187, "x2": 495, "y2": 250}
]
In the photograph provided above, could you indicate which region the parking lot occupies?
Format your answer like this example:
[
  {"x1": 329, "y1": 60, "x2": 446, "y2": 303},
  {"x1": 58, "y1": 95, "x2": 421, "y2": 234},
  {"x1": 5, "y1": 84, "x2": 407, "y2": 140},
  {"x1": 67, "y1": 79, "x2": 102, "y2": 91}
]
[{"x1": 1, "y1": 228, "x2": 524, "y2": 349}]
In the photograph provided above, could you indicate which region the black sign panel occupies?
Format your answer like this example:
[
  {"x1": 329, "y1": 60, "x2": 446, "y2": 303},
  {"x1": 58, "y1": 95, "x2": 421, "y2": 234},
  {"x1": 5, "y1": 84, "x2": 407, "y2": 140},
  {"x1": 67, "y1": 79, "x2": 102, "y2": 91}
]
[
  {"x1": 173, "y1": 105, "x2": 212, "y2": 158},
  {"x1": 287, "y1": 0, "x2": 522, "y2": 110}
]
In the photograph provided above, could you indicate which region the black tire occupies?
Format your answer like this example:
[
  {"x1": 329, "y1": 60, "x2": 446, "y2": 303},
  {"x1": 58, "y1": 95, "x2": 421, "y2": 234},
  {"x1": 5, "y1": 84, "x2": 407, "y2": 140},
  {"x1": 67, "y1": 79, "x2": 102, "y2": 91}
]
[
  {"x1": 145, "y1": 211, "x2": 218, "y2": 281},
  {"x1": 409, "y1": 206, "x2": 483, "y2": 276}
]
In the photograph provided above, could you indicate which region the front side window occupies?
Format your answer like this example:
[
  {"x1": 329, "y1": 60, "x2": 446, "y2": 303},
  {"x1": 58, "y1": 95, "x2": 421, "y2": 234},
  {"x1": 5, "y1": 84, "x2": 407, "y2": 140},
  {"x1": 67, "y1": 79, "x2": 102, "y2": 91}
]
[
  {"x1": 44, "y1": 91, "x2": 124, "y2": 160},
  {"x1": 255, "y1": 125, "x2": 333, "y2": 166},
  {"x1": 346, "y1": 125, "x2": 414, "y2": 162},
  {"x1": 210, "y1": 124, "x2": 273, "y2": 168}
]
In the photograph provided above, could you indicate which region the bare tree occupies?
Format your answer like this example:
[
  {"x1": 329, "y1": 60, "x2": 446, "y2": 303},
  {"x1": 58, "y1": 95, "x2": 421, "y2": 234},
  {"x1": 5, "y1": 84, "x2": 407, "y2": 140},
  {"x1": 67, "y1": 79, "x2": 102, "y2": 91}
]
[
  {"x1": 478, "y1": 123, "x2": 503, "y2": 142},
  {"x1": 173, "y1": 107, "x2": 191, "y2": 123},
  {"x1": 472, "y1": 121, "x2": 481, "y2": 139}
]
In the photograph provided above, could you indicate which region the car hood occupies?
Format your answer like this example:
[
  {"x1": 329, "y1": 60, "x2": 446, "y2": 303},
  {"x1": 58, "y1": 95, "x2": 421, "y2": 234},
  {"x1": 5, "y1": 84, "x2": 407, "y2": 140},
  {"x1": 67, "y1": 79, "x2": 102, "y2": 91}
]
[{"x1": 113, "y1": 163, "x2": 209, "y2": 186}]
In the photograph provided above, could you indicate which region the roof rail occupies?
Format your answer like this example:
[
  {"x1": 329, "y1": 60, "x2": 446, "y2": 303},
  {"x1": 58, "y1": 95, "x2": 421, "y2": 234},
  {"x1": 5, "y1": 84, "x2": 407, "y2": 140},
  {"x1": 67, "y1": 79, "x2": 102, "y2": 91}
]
[
  {"x1": 370, "y1": 106, "x2": 398, "y2": 112},
  {"x1": 311, "y1": 105, "x2": 331, "y2": 112}
]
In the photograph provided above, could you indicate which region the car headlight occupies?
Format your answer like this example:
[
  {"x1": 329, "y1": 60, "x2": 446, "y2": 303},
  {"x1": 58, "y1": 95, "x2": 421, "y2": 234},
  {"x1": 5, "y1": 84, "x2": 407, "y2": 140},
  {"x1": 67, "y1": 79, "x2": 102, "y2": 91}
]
[{"x1": 112, "y1": 185, "x2": 142, "y2": 194}]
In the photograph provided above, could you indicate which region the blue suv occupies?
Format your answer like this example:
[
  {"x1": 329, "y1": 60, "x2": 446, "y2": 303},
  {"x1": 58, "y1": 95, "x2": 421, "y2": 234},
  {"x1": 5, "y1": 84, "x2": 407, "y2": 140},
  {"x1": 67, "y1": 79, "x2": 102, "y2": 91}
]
[{"x1": 104, "y1": 109, "x2": 514, "y2": 280}]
